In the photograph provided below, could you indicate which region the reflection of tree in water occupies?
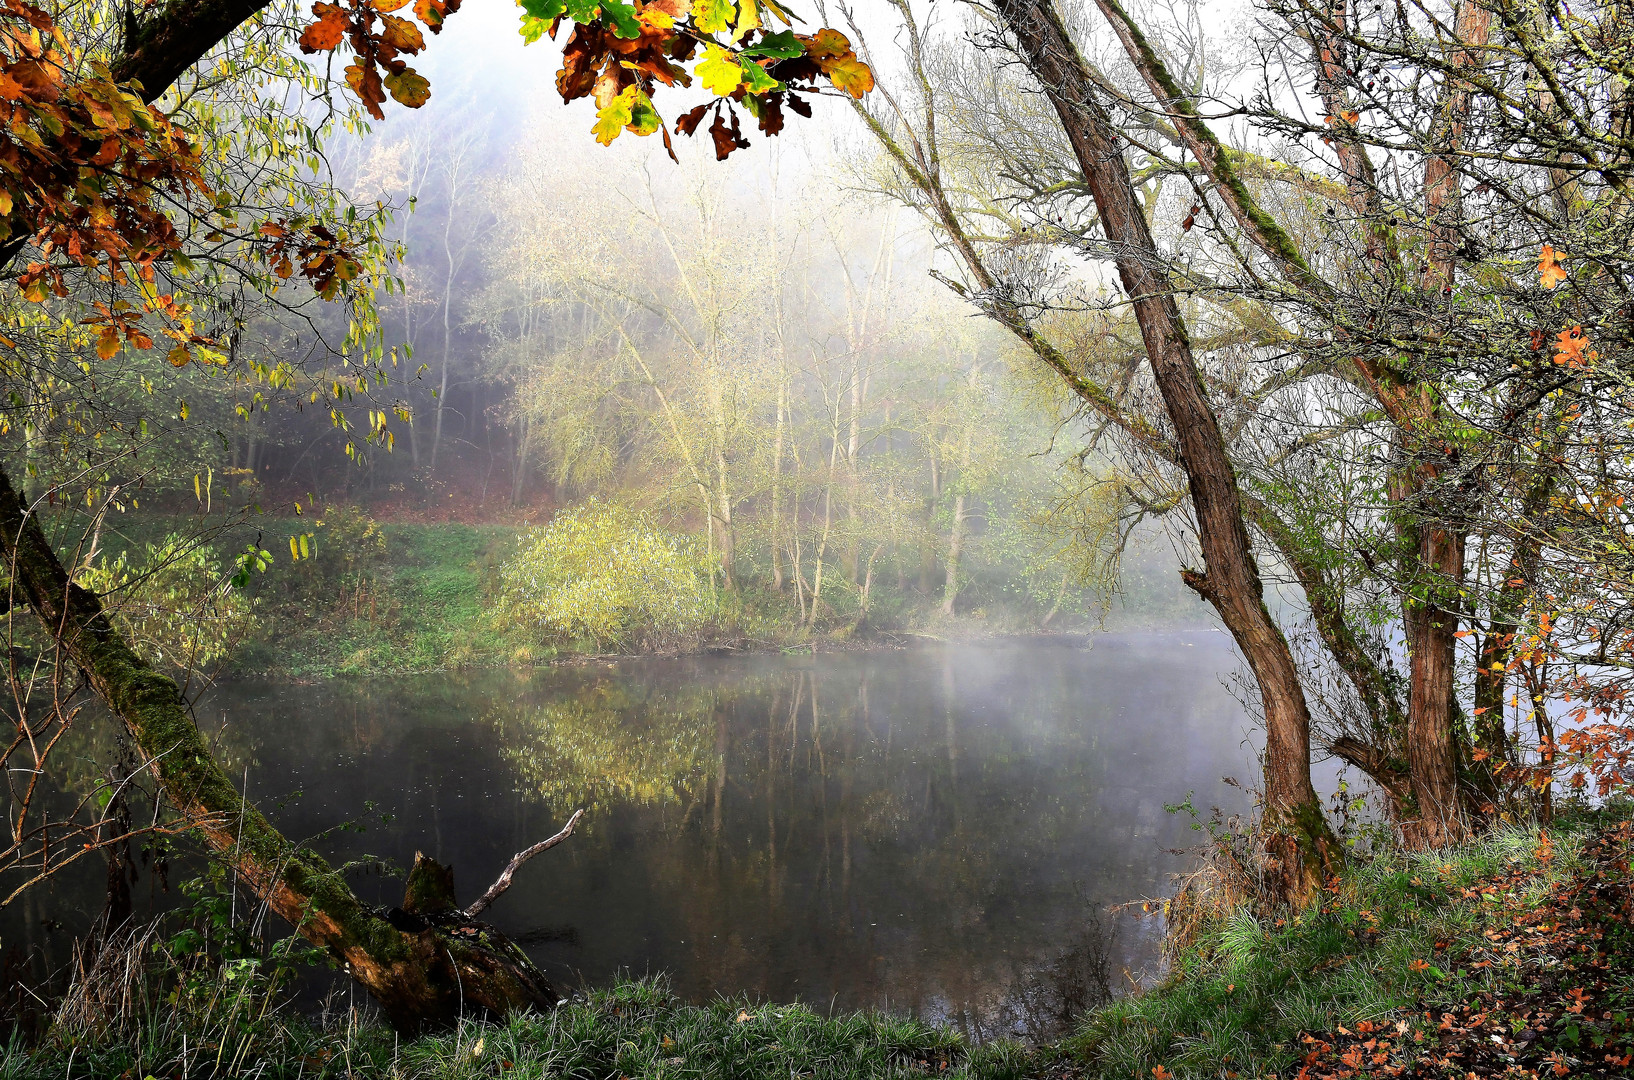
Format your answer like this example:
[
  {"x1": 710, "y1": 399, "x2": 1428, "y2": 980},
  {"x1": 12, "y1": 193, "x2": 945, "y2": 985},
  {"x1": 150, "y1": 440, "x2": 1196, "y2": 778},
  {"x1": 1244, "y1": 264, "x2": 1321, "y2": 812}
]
[
  {"x1": 485, "y1": 654, "x2": 1158, "y2": 1036},
  {"x1": 491, "y1": 681, "x2": 725, "y2": 809}
]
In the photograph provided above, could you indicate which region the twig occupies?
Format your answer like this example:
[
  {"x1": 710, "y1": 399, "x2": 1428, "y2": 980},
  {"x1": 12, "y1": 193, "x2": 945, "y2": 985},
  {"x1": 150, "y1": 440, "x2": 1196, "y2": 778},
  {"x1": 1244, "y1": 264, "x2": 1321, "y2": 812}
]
[{"x1": 464, "y1": 808, "x2": 585, "y2": 918}]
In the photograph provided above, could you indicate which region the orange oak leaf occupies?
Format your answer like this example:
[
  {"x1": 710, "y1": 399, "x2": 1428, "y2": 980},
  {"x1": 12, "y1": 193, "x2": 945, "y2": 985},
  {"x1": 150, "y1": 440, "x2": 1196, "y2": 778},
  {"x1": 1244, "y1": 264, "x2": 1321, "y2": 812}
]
[
  {"x1": 1539, "y1": 244, "x2": 1567, "y2": 289},
  {"x1": 1553, "y1": 326, "x2": 1588, "y2": 366},
  {"x1": 298, "y1": 2, "x2": 349, "y2": 51}
]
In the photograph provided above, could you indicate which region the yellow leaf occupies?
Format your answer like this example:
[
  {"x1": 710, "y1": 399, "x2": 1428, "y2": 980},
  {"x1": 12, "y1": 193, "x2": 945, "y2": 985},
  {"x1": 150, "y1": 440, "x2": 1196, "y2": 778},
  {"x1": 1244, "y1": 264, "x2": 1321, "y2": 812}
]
[
  {"x1": 692, "y1": 0, "x2": 733, "y2": 33},
  {"x1": 696, "y1": 45, "x2": 743, "y2": 96},
  {"x1": 167, "y1": 343, "x2": 192, "y2": 367},
  {"x1": 290, "y1": 535, "x2": 300, "y2": 560},
  {"x1": 0, "y1": 190, "x2": 11, "y2": 216},
  {"x1": 372, "y1": 0, "x2": 413, "y2": 10},
  {"x1": 732, "y1": 0, "x2": 759, "y2": 41},
  {"x1": 593, "y1": 85, "x2": 636, "y2": 145}
]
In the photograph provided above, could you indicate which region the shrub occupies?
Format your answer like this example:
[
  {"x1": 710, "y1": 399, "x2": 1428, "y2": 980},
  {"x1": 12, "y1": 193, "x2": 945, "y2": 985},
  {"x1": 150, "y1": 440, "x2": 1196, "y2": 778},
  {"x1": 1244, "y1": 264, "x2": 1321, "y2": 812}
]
[
  {"x1": 77, "y1": 535, "x2": 251, "y2": 673},
  {"x1": 495, "y1": 501, "x2": 714, "y2": 650}
]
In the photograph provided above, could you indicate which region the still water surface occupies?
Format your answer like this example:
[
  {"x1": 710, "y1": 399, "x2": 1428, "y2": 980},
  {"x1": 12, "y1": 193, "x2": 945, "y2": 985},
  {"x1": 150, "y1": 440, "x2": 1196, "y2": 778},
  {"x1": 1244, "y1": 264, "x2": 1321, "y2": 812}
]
[{"x1": 200, "y1": 632, "x2": 1257, "y2": 1038}]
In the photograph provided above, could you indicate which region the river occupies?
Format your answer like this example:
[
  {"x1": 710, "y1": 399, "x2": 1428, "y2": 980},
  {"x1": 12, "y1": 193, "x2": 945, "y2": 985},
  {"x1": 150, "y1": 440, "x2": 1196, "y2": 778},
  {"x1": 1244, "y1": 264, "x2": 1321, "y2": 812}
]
[{"x1": 10, "y1": 632, "x2": 1266, "y2": 1040}]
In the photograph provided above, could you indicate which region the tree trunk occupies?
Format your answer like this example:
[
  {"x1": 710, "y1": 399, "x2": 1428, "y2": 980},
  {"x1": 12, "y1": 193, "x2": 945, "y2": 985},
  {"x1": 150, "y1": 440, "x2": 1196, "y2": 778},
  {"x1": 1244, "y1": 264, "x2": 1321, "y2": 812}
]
[
  {"x1": 1389, "y1": 457, "x2": 1470, "y2": 849},
  {"x1": 1403, "y1": 520, "x2": 1469, "y2": 848},
  {"x1": 0, "y1": 467, "x2": 557, "y2": 1029},
  {"x1": 941, "y1": 492, "x2": 966, "y2": 616},
  {"x1": 771, "y1": 378, "x2": 786, "y2": 591},
  {"x1": 995, "y1": 0, "x2": 1338, "y2": 902}
]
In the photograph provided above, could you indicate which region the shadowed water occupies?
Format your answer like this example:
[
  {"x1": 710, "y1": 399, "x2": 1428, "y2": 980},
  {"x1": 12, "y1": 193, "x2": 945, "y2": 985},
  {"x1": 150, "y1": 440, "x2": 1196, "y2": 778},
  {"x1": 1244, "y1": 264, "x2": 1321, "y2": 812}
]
[{"x1": 9, "y1": 633, "x2": 1263, "y2": 1041}]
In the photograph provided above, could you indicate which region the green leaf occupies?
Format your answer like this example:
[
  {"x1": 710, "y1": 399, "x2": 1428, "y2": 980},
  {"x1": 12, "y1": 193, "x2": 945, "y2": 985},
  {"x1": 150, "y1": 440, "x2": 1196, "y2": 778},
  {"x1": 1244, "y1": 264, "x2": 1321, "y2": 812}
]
[
  {"x1": 601, "y1": 0, "x2": 641, "y2": 38},
  {"x1": 741, "y1": 29, "x2": 801, "y2": 58},
  {"x1": 740, "y1": 57, "x2": 780, "y2": 94},
  {"x1": 519, "y1": 14, "x2": 552, "y2": 43},
  {"x1": 565, "y1": 0, "x2": 601, "y2": 21},
  {"x1": 626, "y1": 90, "x2": 662, "y2": 136},
  {"x1": 384, "y1": 68, "x2": 432, "y2": 107},
  {"x1": 519, "y1": 0, "x2": 567, "y2": 16}
]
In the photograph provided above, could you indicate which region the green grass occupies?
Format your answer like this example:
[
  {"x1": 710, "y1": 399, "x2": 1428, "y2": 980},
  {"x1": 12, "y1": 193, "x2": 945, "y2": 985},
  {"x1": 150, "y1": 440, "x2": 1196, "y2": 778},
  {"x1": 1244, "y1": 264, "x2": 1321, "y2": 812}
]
[
  {"x1": 1061, "y1": 809, "x2": 1634, "y2": 1079},
  {"x1": 1, "y1": 976, "x2": 1032, "y2": 1080},
  {"x1": 233, "y1": 522, "x2": 540, "y2": 678}
]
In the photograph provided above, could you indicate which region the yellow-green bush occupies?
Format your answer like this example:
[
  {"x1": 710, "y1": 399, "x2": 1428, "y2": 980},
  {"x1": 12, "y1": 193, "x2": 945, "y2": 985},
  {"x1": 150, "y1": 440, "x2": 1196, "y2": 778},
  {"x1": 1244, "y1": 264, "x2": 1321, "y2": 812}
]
[
  {"x1": 77, "y1": 535, "x2": 252, "y2": 673},
  {"x1": 494, "y1": 501, "x2": 714, "y2": 650}
]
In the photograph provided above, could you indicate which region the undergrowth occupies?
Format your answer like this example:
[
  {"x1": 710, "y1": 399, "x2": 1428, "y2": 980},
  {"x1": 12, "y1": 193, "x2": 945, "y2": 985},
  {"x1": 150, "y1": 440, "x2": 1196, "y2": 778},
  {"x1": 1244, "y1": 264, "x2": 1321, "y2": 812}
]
[
  {"x1": 1062, "y1": 807, "x2": 1634, "y2": 1079},
  {"x1": 0, "y1": 975, "x2": 1031, "y2": 1080}
]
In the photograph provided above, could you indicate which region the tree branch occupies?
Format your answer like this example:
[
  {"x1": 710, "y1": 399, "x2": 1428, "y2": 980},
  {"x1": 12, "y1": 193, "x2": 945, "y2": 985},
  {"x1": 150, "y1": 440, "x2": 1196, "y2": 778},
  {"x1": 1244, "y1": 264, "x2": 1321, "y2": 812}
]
[{"x1": 465, "y1": 808, "x2": 586, "y2": 918}]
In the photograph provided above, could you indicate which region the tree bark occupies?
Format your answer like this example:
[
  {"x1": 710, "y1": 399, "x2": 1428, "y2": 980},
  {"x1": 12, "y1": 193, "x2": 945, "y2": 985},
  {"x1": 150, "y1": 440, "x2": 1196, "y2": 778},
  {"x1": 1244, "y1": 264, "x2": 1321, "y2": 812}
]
[{"x1": 994, "y1": 0, "x2": 1338, "y2": 901}]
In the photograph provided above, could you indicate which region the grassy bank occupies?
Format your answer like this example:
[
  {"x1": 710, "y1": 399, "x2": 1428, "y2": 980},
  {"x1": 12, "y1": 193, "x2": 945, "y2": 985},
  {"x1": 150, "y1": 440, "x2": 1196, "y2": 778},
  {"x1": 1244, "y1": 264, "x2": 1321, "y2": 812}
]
[
  {"x1": 1063, "y1": 808, "x2": 1634, "y2": 1079},
  {"x1": 5, "y1": 810, "x2": 1628, "y2": 1078},
  {"x1": 224, "y1": 517, "x2": 1203, "y2": 679}
]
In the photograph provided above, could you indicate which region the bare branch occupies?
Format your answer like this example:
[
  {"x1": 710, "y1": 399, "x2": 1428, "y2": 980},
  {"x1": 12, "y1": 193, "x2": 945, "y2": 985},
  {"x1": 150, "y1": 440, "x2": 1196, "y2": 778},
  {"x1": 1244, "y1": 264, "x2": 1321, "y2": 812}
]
[{"x1": 465, "y1": 808, "x2": 586, "y2": 919}]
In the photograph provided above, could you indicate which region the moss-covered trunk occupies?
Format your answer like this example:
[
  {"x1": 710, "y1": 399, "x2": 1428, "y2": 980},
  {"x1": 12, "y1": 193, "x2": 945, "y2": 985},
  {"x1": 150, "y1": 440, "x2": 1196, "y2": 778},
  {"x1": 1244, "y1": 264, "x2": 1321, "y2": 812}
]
[{"x1": 0, "y1": 466, "x2": 557, "y2": 1029}]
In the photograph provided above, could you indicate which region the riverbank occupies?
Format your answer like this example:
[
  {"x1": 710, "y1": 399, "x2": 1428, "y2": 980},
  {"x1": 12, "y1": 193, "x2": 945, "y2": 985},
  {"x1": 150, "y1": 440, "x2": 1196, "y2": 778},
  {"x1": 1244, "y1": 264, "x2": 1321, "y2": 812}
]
[
  {"x1": 7, "y1": 809, "x2": 1627, "y2": 1078},
  {"x1": 226, "y1": 518, "x2": 1205, "y2": 679}
]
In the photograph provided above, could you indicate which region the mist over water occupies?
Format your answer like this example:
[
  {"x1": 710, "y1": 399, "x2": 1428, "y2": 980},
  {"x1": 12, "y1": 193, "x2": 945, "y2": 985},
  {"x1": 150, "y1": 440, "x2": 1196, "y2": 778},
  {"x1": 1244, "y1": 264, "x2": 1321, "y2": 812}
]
[{"x1": 179, "y1": 634, "x2": 1252, "y2": 1039}]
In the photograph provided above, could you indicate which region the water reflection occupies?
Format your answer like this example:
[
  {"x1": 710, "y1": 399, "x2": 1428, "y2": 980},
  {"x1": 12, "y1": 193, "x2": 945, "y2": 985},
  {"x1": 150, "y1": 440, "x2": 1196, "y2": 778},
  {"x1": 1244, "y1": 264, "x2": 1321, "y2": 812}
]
[{"x1": 6, "y1": 633, "x2": 1262, "y2": 1041}]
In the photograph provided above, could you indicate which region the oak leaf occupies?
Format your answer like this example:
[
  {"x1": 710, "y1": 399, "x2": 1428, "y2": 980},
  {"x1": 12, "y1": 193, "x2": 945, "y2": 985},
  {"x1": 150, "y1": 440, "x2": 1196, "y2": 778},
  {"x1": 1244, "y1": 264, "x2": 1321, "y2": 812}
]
[
  {"x1": 384, "y1": 68, "x2": 431, "y2": 107},
  {"x1": 298, "y1": 2, "x2": 350, "y2": 52},
  {"x1": 1553, "y1": 326, "x2": 1588, "y2": 366},
  {"x1": 1538, "y1": 244, "x2": 1567, "y2": 289},
  {"x1": 379, "y1": 14, "x2": 426, "y2": 52},
  {"x1": 593, "y1": 84, "x2": 636, "y2": 144},
  {"x1": 823, "y1": 55, "x2": 872, "y2": 97},
  {"x1": 692, "y1": 0, "x2": 733, "y2": 34},
  {"x1": 805, "y1": 28, "x2": 850, "y2": 57},
  {"x1": 732, "y1": 0, "x2": 760, "y2": 40},
  {"x1": 696, "y1": 45, "x2": 743, "y2": 95}
]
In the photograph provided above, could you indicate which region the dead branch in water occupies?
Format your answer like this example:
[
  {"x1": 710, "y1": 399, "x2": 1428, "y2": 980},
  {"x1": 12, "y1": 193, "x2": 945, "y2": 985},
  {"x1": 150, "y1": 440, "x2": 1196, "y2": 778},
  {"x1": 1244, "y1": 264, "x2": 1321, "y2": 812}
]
[{"x1": 465, "y1": 808, "x2": 585, "y2": 918}]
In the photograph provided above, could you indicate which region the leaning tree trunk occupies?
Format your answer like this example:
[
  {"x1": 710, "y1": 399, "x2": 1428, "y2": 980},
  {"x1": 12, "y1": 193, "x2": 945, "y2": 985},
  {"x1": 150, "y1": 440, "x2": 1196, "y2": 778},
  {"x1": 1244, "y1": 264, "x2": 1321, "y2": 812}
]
[
  {"x1": 0, "y1": 467, "x2": 557, "y2": 1029},
  {"x1": 995, "y1": 0, "x2": 1338, "y2": 903}
]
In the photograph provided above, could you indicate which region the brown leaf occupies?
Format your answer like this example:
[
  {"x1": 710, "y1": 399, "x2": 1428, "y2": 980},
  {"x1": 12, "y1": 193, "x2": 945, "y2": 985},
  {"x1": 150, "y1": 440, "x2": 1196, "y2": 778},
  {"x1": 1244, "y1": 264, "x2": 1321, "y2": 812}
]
[
  {"x1": 674, "y1": 102, "x2": 710, "y2": 136},
  {"x1": 756, "y1": 91, "x2": 784, "y2": 135},
  {"x1": 707, "y1": 107, "x2": 749, "y2": 160},
  {"x1": 379, "y1": 13, "x2": 426, "y2": 52}
]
